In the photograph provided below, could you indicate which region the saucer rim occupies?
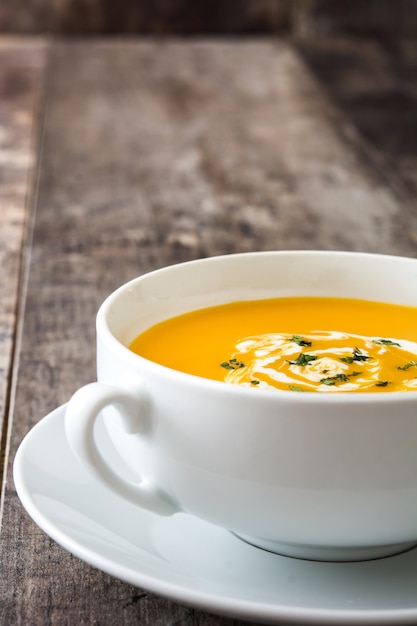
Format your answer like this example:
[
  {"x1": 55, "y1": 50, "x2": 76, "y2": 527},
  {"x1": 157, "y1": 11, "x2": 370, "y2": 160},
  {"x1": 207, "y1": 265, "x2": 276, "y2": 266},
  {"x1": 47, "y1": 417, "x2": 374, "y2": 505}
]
[{"x1": 13, "y1": 403, "x2": 417, "y2": 625}]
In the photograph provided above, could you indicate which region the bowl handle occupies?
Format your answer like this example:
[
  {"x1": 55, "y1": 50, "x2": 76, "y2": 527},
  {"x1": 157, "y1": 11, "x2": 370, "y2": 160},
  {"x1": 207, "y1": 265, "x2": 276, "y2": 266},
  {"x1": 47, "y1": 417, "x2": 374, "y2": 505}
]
[{"x1": 64, "y1": 382, "x2": 179, "y2": 516}]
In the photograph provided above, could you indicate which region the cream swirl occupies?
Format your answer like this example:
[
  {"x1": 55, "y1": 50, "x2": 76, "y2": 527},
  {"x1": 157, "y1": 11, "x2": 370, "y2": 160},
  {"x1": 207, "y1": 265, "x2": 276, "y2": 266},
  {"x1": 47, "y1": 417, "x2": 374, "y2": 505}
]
[{"x1": 222, "y1": 331, "x2": 417, "y2": 392}]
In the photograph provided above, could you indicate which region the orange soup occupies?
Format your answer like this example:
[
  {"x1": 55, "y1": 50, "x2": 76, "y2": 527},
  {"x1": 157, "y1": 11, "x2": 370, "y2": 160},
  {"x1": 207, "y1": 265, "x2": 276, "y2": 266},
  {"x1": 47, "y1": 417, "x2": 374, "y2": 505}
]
[{"x1": 129, "y1": 297, "x2": 417, "y2": 392}]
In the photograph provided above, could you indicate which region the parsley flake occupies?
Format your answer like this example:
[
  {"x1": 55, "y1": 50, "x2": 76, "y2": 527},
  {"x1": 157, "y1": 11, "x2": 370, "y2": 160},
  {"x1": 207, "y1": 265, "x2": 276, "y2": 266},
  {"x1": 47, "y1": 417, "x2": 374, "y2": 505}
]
[
  {"x1": 220, "y1": 359, "x2": 245, "y2": 370},
  {"x1": 229, "y1": 358, "x2": 245, "y2": 368},
  {"x1": 398, "y1": 360, "x2": 417, "y2": 371},
  {"x1": 290, "y1": 335, "x2": 312, "y2": 347},
  {"x1": 288, "y1": 353, "x2": 317, "y2": 367},
  {"x1": 340, "y1": 347, "x2": 371, "y2": 364},
  {"x1": 320, "y1": 374, "x2": 350, "y2": 386},
  {"x1": 373, "y1": 339, "x2": 401, "y2": 347}
]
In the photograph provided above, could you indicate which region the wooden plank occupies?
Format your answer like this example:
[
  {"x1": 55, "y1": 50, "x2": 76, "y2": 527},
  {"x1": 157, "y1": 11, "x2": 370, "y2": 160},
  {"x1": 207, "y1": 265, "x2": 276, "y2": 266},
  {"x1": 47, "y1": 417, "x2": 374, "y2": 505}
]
[
  {"x1": 0, "y1": 37, "x2": 47, "y2": 490},
  {"x1": 1, "y1": 0, "x2": 417, "y2": 37},
  {"x1": 298, "y1": 37, "x2": 417, "y2": 201},
  {"x1": 294, "y1": 0, "x2": 417, "y2": 39},
  {"x1": 0, "y1": 0, "x2": 292, "y2": 35},
  {"x1": 1, "y1": 39, "x2": 417, "y2": 625}
]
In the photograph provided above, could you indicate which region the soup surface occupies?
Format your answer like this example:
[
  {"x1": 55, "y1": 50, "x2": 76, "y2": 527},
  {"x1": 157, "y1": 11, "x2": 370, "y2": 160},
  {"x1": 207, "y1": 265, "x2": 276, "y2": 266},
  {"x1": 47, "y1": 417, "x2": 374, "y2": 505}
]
[{"x1": 129, "y1": 297, "x2": 417, "y2": 392}]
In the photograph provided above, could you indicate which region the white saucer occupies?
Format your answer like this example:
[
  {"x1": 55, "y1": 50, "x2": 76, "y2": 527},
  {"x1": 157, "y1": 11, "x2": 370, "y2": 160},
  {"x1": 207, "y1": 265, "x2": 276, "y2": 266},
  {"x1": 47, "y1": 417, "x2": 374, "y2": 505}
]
[{"x1": 14, "y1": 404, "x2": 417, "y2": 625}]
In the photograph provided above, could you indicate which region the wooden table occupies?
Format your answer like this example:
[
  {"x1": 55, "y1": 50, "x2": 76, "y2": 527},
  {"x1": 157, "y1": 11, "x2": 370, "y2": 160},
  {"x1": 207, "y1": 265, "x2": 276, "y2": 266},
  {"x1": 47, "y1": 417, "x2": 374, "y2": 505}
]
[{"x1": 1, "y1": 36, "x2": 416, "y2": 625}]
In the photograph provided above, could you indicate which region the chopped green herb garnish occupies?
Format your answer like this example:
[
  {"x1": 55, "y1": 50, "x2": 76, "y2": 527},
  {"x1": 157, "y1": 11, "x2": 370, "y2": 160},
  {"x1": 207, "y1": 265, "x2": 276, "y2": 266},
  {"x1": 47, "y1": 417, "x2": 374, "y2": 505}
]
[
  {"x1": 229, "y1": 358, "x2": 245, "y2": 368},
  {"x1": 320, "y1": 370, "x2": 362, "y2": 385},
  {"x1": 250, "y1": 380, "x2": 260, "y2": 386},
  {"x1": 340, "y1": 347, "x2": 371, "y2": 364},
  {"x1": 398, "y1": 360, "x2": 417, "y2": 371},
  {"x1": 375, "y1": 380, "x2": 390, "y2": 387},
  {"x1": 290, "y1": 335, "x2": 312, "y2": 347},
  {"x1": 353, "y1": 347, "x2": 371, "y2": 361},
  {"x1": 320, "y1": 373, "x2": 350, "y2": 386},
  {"x1": 220, "y1": 359, "x2": 245, "y2": 370},
  {"x1": 288, "y1": 353, "x2": 317, "y2": 367},
  {"x1": 289, "y1": 385, "x2": 305, "y2": 392},
  {"x1": 373, "y1": 339, "x2": 401, "y2": 347}
]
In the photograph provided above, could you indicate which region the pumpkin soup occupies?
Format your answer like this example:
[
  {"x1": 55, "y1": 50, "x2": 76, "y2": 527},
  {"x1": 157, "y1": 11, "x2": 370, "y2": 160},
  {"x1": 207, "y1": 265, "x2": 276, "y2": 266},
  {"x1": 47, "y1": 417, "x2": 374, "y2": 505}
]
[{"x1": 129, "y1": 297, "x2": 417, "y2": 392}]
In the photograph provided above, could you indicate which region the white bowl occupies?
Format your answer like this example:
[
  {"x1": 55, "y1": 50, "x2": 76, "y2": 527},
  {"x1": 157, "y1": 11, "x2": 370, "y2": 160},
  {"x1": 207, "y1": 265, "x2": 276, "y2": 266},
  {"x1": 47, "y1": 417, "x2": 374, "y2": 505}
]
[{"x1": 65, "y1": 251, "x2": 417, "y2": 561}]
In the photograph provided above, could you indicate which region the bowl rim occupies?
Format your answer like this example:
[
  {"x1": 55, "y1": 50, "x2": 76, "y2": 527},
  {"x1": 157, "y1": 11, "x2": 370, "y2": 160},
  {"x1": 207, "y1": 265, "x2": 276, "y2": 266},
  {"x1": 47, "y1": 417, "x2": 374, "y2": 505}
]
[{"x1": 97, "y1": 250, "x2": 417, "y2": 402}]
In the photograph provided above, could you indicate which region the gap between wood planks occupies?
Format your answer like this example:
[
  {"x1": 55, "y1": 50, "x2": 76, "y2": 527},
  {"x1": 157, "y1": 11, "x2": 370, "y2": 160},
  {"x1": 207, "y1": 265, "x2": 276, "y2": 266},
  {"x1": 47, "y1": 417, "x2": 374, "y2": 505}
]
[{"x1": 0, "y1": 38, "x2": 49, "y2": 526}]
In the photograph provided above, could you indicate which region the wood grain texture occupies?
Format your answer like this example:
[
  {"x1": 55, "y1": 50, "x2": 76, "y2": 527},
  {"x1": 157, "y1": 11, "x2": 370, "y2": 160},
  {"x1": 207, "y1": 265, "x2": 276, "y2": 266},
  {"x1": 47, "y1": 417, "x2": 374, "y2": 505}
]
[
  {"x1": 294, "y1": 0, "x2": 417, "y2": 38},
  {"x1": 1, "y1": 39, "x2": 417, "y2": 625},
  {"x1": 0, "y1": 37, "x2": 47, "y2": 481},
  {"x1": 1, "y1": 0, "x2": 417, "y2": 37},
  {"x1": 298, "y1": 37, "x2": 417, "y2": 200},
  {"x1": 0, "y1": 0, "x2": 291, "y2": 35}
]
